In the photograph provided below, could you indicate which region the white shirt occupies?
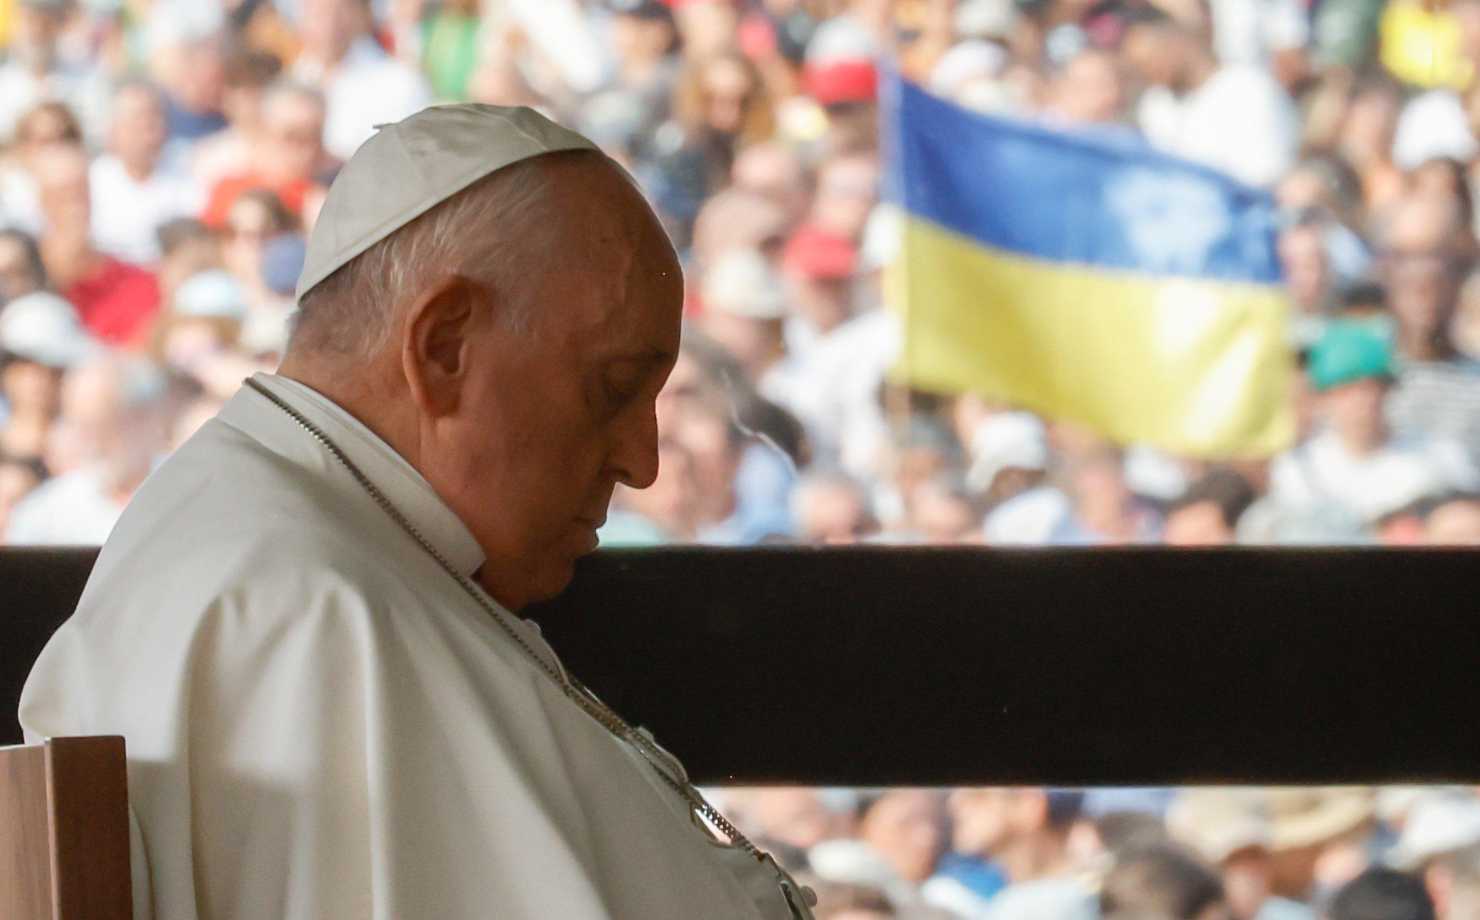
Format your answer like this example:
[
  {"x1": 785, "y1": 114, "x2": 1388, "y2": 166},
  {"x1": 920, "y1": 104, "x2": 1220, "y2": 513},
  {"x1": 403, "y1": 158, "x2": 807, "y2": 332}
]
[
  {"x1": 505, "y1": 0, "x2": 611, "y2": 94},
  {"x1": 0, "y1": 163, "x2": 43, "y2": 236},
  {"x1": 3, "y1": 467, "x2": 125, "y2": 545},
  {"x1": 1137, "y1": 66, "x2": 1300, "y2": 187},
  {"x1": 20, "y1": 372, "x2": 797, "y2": 920},
  {"x1": 293, "y1": 38, "x2": 433, "y2": 161},
  {"x1": 1269, "y1": 427, "x2": 1479, "y2": 523},
  {"x1": 981, "y1": 878, "x2": 1095, "y2": 920},
  {"x1": 982, "y1": 485, "x2": 1072, "y2": 546},
  {"x1": 89, "y1": 150, "x2": 204, "y2": 265},
  {"x1": 768, "y1": 309, "x2": 900, "y2": 481},
  {"x1": 1209, "y1": 0, "x2": 1309, "y2": 66}
]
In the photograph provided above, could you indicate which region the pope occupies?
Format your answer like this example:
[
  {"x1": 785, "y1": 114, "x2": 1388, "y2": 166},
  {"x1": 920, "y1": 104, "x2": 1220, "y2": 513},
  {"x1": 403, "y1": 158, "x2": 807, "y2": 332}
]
[{"x1": 21, "y1": 105, "x2": 815, "y2": 920}]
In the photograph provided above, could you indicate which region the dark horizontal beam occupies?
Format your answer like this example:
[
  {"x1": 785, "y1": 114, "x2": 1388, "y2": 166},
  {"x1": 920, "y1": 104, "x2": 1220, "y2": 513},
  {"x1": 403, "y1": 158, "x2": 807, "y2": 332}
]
[
  {"x1": 529, "y1": 547, "x2": 1480, "y2": 786},
  {"x1": 5, "y1": 547, "x2": 1479, "y2": 786}
]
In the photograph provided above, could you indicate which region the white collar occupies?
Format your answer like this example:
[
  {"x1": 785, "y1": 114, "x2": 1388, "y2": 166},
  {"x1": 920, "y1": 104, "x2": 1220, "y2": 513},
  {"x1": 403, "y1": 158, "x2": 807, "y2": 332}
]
[{"x1": 228, "y1": 372, "x2": 486, "y2": 578}]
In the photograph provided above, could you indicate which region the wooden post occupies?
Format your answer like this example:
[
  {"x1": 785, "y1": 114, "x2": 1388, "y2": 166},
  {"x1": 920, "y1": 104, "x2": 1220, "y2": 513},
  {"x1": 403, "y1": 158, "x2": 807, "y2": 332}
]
[{"x1": 0, "y1": 736, "x2": 132, "y2": 920}]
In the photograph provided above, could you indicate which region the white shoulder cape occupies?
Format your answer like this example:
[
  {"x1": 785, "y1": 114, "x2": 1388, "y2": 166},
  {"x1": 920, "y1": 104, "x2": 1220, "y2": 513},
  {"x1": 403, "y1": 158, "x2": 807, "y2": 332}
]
[{"x1": 20, "y1": 378, "x2": 794, "y2": 920}]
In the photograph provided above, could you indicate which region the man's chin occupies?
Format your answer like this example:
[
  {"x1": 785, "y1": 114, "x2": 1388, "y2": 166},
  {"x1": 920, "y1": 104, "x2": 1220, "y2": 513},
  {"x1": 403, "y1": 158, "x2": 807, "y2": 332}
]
[
  {"x1": 523, "y1": 556, "x2": 581, "y2": 607},
  {"x1": 479, "y1": 533, "x2": 595, "y2": 611}
]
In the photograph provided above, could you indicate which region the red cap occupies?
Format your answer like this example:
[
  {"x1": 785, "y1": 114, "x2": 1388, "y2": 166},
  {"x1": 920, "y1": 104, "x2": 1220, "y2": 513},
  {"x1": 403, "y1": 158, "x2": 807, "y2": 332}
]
[
  {"x1": 803, "y1": 59, "x2": 878, "y2": 106},
  {"x1": 739, "y1": 13, "x2": 778, "y2": 59},
  {"x1": 783, "y1": 224, "x2": 858, "y2": 280}
]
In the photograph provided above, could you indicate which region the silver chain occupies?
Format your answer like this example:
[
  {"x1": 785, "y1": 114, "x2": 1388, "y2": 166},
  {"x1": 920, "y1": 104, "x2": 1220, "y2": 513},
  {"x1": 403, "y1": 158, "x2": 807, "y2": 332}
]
[{"x1": 241, "y1": 379, "x2": 772, "y2": 862}]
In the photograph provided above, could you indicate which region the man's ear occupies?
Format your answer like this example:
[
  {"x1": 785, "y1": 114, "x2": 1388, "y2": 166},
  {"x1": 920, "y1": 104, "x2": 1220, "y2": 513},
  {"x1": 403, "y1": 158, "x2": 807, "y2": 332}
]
[{"x1": 402, "y1": 274, "x2": 483, "y2": 416}]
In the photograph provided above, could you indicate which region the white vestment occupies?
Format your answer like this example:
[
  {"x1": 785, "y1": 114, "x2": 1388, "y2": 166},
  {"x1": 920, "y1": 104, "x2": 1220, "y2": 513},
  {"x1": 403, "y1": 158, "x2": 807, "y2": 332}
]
[{"x1": 20, "y1": 372, "x2": 794, "y2": 920}]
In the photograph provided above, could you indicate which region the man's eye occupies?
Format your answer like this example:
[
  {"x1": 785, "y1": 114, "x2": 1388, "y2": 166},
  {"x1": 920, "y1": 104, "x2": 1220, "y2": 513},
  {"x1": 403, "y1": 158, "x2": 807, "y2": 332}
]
[
  {"x1": 603, "y1": 359, "x2": 655, "y2": 402},
  {"x1": 603, "y1": 373, "x2": 644, "y2": 407}
]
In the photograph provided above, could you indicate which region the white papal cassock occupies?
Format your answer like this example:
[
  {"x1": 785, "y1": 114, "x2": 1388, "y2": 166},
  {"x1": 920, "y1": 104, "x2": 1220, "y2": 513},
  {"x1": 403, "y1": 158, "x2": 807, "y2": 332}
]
[{"x1": 21, "y1": 372, "x2": 797, "y2": 920}]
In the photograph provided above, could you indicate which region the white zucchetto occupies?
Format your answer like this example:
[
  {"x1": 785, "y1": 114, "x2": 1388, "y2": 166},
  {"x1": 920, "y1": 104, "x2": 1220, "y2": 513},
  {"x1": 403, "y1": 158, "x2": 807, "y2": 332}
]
[{"x1": 297, "y1": 104, "x2": 598, "y2": 302}]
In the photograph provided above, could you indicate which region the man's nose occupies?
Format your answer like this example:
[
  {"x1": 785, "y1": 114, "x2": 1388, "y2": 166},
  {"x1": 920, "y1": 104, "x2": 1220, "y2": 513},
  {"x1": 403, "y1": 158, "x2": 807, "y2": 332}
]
[{"x1": 612, "y1": 404, "x2": 660, "y2": 490}]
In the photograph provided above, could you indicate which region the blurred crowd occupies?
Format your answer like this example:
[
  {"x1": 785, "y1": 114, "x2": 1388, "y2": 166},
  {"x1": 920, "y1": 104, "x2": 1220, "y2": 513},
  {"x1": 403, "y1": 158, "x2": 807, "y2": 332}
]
[
  {"x1": 2, "y1": 6, "x2": 1479, "y2": 920},
  {"x1": 2, "y1": 0, "x2": 1480, "y2": 545},
  {"x1": 0, "y1": 0, "x2": 1474, "y2": 544},
  {"x1": 711, "y1": 784, "x2": 1480, "y2": 919}
]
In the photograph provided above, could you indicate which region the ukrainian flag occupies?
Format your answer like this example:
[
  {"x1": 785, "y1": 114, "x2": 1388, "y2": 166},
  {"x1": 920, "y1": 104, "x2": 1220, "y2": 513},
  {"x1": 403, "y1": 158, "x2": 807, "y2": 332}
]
[{"x1": 883, "y1": 76, "x2": 1295, "y2": 458}]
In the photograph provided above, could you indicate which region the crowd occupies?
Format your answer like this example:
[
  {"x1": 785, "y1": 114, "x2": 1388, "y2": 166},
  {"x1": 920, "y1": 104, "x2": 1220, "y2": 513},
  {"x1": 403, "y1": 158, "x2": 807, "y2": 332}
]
[
  {"x1": 711, "y1": 784, "x2": 1480, "y2": 919},
  {"x1": 2, "y1": 3, "x2": 1479, "y2": 919},
  {"x1": 2, "y1": 0, "x2": 1480, "y2": 546}
]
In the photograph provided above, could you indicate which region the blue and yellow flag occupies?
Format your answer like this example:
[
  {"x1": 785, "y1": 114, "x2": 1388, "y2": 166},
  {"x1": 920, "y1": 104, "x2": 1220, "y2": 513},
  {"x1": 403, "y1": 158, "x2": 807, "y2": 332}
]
[{"x1": 883, "y1": 76, "x2": 1295, "y2": 458}]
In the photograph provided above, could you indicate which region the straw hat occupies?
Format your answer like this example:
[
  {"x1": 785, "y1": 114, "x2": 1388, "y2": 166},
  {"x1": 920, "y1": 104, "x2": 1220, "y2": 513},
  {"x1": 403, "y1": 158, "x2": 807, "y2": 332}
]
[{"x1": 1263, "y1": 788, "x2": 1375, "y2": 851}]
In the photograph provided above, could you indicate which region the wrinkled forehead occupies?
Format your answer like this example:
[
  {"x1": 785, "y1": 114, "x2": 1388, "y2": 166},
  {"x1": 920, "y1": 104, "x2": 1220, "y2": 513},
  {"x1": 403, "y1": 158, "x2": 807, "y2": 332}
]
[
  {"x1": 609, "y1": 225, "x2": 684, "y2": 345},
  {"x1": 533, "y1": 163, "x2": 682, "y2": 339},
  {"x1": 563, "y1": 158, "x2": 679, "y2": 270}
]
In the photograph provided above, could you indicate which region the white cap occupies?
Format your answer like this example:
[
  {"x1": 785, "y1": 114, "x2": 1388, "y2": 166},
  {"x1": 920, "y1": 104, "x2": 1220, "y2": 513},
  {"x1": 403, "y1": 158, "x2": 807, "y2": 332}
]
[
  {"x1": 174, "y1": 270, "x2": 247, "y2": 321},
  {"x1": 239, "y1": 304, "x2": 292, "y2": 357},
  {"x1": 967, "y1": 411, "x2": 1050, "y2": 493},
  {"x1": 0, "y1": 292, "x2": 94, "y2": 369},
  {"x1": 1377, "y1": 786, "x2": 1468, "y2": 825},
  {"x1": 1167, "y1": 789, "x2": 1272, "y2": 864},
  {"x1": 859, "y1": 204, "x2": 903, "y2": 273},
  {"x1": 702, "y1": 249, "x2": 787, "y2": 320},
  {"x1": 1393, "y1": 90, "x2": 1478, "y2": 171},
  {"x1": 297, "y1": 104, "x2": 599, "y2": 302},
  {"x1": 1388, "y1": 793, "x2": 1480, "y2": 870},
  {"x1": 1124, "y1": 445, "x2": 1189, "y2": 501},
  {"x1": 806, "y1": 839, "x2": 911, "y2": 907},
  {"x1": 954, "y1": 0, "x2": 1018, "y2": 39},
  {"x1": 146, "y1": 0, "x2": 225, "y2": 53},
  {"x1": 929, "y1": 40, "x2": 1009, "y2": 100},
  {"x1": 805, "y1": 17, "x2": 879, "y2": 65}
]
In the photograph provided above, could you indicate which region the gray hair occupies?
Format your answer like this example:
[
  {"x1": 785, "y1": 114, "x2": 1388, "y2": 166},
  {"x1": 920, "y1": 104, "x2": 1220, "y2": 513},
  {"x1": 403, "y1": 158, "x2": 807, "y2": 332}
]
[{"x1": 289, "y1": 149, "x2": 601, "y2": 358}]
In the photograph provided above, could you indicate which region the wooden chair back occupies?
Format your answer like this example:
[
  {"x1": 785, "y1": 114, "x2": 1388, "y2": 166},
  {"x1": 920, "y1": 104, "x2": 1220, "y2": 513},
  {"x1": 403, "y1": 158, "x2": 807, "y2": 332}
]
[{"x1": 0, "y1": 736, "x2": 132, "y2": 920}]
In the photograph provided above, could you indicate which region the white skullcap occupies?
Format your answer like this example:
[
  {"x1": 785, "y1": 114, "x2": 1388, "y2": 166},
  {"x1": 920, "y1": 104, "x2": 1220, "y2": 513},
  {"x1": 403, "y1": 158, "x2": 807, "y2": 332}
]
[{"x1": 297, "y1": 104, "x2": 599, "y2": 302}]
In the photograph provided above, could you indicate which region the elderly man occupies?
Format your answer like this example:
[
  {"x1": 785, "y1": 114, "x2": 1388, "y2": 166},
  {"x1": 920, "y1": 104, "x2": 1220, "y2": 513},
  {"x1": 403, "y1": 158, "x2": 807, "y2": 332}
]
[{"x1": 20, "y1": 106, "x2": 814, "y2": 919}]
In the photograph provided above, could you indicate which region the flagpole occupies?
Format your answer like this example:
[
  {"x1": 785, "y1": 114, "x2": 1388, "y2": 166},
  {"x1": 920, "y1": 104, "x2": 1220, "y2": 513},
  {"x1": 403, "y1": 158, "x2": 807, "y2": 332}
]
[{"x1": 876, "y1": 16, "x2": 915, "y2": 462}]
